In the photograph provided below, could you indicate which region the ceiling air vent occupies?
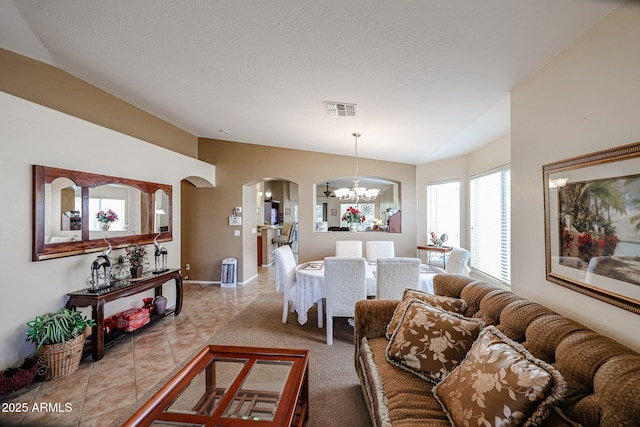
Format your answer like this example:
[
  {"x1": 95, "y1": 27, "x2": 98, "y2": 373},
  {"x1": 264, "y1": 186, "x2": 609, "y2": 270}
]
[{"x1": 324, "y1": 101, "x2": 357, "y2": 117}]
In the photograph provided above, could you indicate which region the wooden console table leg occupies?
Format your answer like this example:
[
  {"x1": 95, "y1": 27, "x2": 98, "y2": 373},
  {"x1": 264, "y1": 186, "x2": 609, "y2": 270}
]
[
  {"x1": 92, "y1": 300, "x2": 105, "y2": 361},
  {"x1": 174, "y1": 274, "x2": 183, "y2": 315}
]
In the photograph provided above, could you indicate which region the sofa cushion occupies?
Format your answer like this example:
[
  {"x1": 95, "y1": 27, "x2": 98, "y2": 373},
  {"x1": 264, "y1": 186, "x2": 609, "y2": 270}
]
[
  {"x1": 386, "y1": 288, "x2": 468, "y2": 339},
  {"x1": 434, "y1": 326, "x2": 566, "y2": 427},
  {"x1": 386, "y1": 298, "x2": 485, "y2": 383},
  {"x1": 359, "y1": 336, "x2": 451, "y2": 427}
]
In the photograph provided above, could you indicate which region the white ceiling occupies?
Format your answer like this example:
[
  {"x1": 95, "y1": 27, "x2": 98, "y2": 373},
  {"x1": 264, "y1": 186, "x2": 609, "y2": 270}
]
[{"x1": 0, "y1": 0, "x2": 620, "y2": 165}]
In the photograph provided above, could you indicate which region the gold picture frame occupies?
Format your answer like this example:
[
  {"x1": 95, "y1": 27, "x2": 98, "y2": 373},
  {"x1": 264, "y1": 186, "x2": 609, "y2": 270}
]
[{"x1": 543, "y1": 142, "x2": 640, "y2": 314}]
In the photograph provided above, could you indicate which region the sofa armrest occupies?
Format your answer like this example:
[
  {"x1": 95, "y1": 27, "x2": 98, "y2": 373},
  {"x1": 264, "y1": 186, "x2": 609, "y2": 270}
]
[{"x1": 354, "y1": 299, "x2": 399, "y2": 369}]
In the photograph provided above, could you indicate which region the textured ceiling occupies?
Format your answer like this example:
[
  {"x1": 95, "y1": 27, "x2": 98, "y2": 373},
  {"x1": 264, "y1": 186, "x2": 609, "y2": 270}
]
[{"x1": 0, "y1": 0, "x2": 621, "y2": 164}]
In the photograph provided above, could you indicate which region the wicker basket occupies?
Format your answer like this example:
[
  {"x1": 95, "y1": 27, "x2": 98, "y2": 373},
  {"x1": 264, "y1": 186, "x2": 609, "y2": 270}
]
[{"x1": 37, "y1": 334, "x2": 86, "y2": 380}]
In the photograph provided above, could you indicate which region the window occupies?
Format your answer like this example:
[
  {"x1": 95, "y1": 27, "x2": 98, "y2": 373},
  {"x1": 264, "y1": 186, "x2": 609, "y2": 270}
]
[
  {"x1": 426, "y1": 180, "x2": 460, "y2": 248},
  {"x1": 315, "y1": 204, "x2": 326, "y2": 224},
  {"x1": 89, "y1": 198, "x2": 126, "y2": 231},
  {"x1": 470, "y1": 166, "x2": 511, "y2": 284}
]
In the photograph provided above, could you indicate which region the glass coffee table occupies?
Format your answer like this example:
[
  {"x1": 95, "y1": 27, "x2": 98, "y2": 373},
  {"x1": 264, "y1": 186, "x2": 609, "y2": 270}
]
[{"x1": 124, "y1": 345, "x2": 309, "y2": 427}]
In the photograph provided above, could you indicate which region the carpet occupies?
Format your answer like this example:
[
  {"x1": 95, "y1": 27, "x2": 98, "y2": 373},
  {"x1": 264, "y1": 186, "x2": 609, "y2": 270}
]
[{"x1": 114, "y1": 292, "x2": 371, "y2": 426}]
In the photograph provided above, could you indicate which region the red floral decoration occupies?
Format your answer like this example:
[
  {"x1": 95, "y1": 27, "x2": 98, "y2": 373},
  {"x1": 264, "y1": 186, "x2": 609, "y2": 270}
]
[{"x1": 342, "y1": 206, "x2": 366, "y2": 223}]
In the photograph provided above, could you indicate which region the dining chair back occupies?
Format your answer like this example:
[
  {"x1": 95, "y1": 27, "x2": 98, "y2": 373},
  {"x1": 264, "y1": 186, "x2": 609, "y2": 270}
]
[
  {"x1": 376, "y1": 257, "x2": 421, "y2": 299},
  {"x1": 365, "y1": 241, "x2": 395, "y2": 263},
  {"x1": 445, "y1": 247, "x2": 471, "y2": 275},
  {"x1": 274, "y1": 245, "x2": 298, "y2": 323},
  {"x1": 323, "y1": 257, "x2": 367, "y2": 345},
  {"x1": 335, "y1": 240, "x2": 363, "y2": 257}
]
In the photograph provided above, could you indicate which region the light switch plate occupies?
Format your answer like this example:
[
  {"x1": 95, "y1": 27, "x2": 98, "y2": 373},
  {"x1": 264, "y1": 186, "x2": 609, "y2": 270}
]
[{"x1": 234, "y1": 230, "x2": 241, "y2": 237}]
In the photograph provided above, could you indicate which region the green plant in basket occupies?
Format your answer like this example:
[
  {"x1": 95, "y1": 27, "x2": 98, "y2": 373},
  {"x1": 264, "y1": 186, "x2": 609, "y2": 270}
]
[{"x1": 26, "y1": 307, "x2": 95, "y2": 353}]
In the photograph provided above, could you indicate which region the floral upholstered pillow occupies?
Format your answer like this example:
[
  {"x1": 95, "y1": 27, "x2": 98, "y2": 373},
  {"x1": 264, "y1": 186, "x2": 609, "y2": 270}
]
[
  {"x1": 433, "y1": 326, "x2": 567, "y2": 427},
  {"x1": 386, "y1": 288, "x2": 468, "y2": 339},
  {"x1": 386, "y1": 298, "x2": 484, "y2": 383}
]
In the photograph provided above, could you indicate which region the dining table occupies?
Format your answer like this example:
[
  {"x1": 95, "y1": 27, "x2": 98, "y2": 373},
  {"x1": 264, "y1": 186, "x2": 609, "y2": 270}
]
[{"x1": 293, "y1": 260, "x2": 440, "y2": 325}]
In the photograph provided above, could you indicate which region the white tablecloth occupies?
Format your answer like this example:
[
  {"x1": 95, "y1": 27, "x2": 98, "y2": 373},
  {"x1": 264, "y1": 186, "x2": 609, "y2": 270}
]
[{"x1": 293, "y1": 261, "x2": 437, "y2": 325}]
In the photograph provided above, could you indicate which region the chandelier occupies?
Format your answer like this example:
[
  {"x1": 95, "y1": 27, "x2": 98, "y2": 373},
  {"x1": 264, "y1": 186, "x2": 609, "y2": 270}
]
[
  {"x1": 333, "y1": 133, "x2": 380, "y2": 203},
  {"x1": 323, "y1": 182, "x2": 333, "y2": 198}
]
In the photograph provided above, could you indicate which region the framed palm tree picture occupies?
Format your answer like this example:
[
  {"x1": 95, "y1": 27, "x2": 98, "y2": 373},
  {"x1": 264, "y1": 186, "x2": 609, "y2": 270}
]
[{"x1": 543, "y1": 141, "x2": 640, "y2": 314}]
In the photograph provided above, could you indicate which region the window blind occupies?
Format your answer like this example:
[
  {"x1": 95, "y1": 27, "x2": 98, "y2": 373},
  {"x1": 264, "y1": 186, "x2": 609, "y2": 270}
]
[{"x1": 470, "y1": 167, "x2": 511, "y2": 284}]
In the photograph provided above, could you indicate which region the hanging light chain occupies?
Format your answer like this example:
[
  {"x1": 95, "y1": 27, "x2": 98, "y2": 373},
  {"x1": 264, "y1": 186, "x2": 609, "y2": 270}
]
[
  {"x1": 333, "y1": 132, "x2": 379, "y2": 203},
  {"x1": 353, "y1": 132, "x2": 360, "y2": 183}
]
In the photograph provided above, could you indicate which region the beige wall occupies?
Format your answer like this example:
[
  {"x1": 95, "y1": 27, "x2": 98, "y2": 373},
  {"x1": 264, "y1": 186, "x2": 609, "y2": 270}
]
[
  {"x1": 511, "y1": 1, "x2": 640, "y2": 351},
  {"x1": 0, "y1": 48, "x2": 198, "y2": 158},
  {"x1": 0, "y1": 92, "x2": 214, "y2": 368},
  {"x1": 184, "y1": 138, "x2": 417, "y2": 282},
  {"x1": 416, "y1": 135, "x2": 511, "y2": 253}
]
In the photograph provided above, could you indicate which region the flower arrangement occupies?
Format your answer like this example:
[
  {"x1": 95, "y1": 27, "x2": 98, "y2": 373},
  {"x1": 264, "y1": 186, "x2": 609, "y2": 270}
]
[
  {"x1": 342, "y1": 206, "x2": 366, "y2": 223},
  {"x1": 126, "y1": 244, "x2": 147, "y2": 269},
  {"x1": 96, "y1": 209, "x2": 118, "y2": 224}
]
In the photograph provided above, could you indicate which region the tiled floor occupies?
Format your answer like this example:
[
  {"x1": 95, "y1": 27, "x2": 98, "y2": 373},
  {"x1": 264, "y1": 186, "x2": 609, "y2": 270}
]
[{"x1": 2, "y1": 267, "x2": 276, "y2": 427}]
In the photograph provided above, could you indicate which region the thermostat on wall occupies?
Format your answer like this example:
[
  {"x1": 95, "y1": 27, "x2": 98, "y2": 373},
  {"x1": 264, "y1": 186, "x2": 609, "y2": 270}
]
[{"x1": 229, "y1": 216, "x2": 242, "y2": 226}]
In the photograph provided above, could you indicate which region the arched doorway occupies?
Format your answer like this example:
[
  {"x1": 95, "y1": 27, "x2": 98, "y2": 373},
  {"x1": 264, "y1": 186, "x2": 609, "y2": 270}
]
[{"x1": 242, "y1": 179, "x2": 299, "y2": 281}]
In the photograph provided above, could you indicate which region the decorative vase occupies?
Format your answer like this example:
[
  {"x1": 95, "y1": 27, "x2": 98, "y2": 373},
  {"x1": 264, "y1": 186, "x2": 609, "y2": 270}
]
[
  {"x1": 130, "y1": 267, "x2": 143, "y2": 278},
  {"x1": 154, "y1": 295, "x2": 167, "y2": 315},
  {"x1": 142, "y1": 297, "x2": 155, "y2": 314},
  {"x1": 100, "y1": 222, "x2": 110, "y2": 231},
  {"x1": 349, "y1": 222, "x2": 359, "y2": 232}
]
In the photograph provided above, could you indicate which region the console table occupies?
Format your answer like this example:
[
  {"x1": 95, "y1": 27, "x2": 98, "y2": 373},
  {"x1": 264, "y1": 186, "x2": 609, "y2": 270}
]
[
  {"x1": 66, "y1": 269, "x2": 182, "y2": 361},
  {"x1": 417, "y1": 245, "x2": 452, "y2": 269}
]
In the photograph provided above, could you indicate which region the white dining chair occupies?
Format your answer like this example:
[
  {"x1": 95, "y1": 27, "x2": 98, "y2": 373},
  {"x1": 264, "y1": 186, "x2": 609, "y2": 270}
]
[
  {"x1": 323, "y1": 257, "x2": 367, "y2": 345},
  {"x1": 365, "y1": 241, "x2": 395, "y2": 264},
  {"x1": 443, "y1": 247, "x2": 471, "y2": 275},
  {"x1": 376, "y1": 257, "x2": 421, "y2": 299},
  {"x1": 274, "y1": 245, "x2": 298, "y2": 323},
  {"x1": 335, "y1": 240, "x2": 363, "y2": 258}
]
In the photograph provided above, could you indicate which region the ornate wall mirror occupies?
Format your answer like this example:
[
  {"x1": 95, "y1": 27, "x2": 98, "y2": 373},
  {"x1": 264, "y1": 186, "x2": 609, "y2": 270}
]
[
  {"x1": 314, "y1": 177, "x2": 401, "y2": 233},
  {"x1": 33, "y1": 165, "x2": 172, "y2": 261}
]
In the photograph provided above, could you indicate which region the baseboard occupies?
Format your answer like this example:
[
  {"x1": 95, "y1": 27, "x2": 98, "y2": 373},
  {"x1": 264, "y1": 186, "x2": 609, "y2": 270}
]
[
  {"x1": 184, "y1": 280, "x2": 218, "y2": 285},
  {"x1": 241, "y1": 274, "x2": 258, "y2": 284},
  {"x1": 184, "y1": 274, "x2": 258, "y2": 286}
]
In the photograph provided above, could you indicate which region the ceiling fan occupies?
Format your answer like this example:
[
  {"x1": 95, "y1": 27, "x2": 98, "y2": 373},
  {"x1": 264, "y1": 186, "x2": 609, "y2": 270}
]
[{"x1": 323, "y1": 182, "x2": 334, "y2": 198}]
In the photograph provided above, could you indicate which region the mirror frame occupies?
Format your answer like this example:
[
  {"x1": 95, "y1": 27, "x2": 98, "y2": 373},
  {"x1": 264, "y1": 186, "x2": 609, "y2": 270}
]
[{"x1": 33, "y1": 165, "x2": 172, "y2": 261}]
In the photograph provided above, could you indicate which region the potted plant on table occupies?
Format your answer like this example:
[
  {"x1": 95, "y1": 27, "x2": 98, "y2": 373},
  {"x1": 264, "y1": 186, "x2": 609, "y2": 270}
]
[
  {"x1": 26, "y1": 307, "x2": 95, "y2": 380},
  {"x1": 126, "y1": 243, "x2": 147, "y2": 278},
  {"x1": 342, "y1": 206, "x2": 366, "y2": 232}
]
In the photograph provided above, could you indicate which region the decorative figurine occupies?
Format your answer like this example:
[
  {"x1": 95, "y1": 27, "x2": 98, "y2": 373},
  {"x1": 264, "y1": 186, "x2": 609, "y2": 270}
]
[
  {"x1": 88, "y1": 239, "x2": 112, "y2": 291},
  {"x1": 153, "y1": 233, "x2": 168, "y2": 274}
]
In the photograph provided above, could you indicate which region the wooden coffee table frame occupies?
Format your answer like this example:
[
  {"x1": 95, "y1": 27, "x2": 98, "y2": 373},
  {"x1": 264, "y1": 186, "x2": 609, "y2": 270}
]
[{"x1": 123, "y1": 345, "x2": 309, "y2": 427}]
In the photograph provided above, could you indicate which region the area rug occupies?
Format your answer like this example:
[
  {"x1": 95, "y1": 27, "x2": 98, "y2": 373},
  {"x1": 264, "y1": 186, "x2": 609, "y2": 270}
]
[{"x1": 114, "y1": 292, "x2": 371, "y2": 426}]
